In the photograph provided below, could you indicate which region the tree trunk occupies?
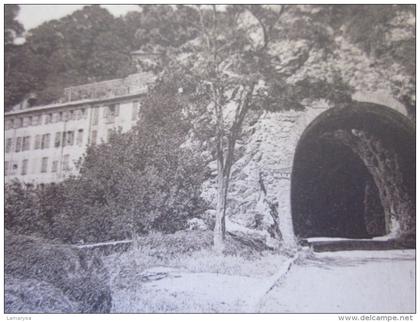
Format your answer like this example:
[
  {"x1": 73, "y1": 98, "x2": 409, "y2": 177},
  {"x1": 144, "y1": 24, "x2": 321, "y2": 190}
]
[
  {"x1": 212, "y1": 84, "x2": 254, "y2": 253},
  {"x1": 213, "y1": 166, "x2": 229, "y2": 253}
]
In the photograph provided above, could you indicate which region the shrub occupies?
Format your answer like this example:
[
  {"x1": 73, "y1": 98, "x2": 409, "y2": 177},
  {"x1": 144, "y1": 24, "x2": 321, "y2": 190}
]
[
  {"x1": 5, "y1": 182, "x2": 65, "y2": 240},
  {"x1": 59, "y1": 78, "x2": 208, "y2": 242},
  {"x1": 5, "y1": 230, "x2": 112, "y2": 313},
  {"x1": 4, "y1": 78, "x2": 208, "y2": 244},
  {"x1": 5, "y1": 277, "x2": 80, "y2": 313}
]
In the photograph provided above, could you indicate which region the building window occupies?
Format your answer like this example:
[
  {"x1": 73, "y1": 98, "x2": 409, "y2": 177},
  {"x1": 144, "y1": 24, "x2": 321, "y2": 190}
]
[
  {"x1": 63, "y1": 131, "x2": 74, "y2": 146},
  {"x1": 112, "y1": 104, "x2": 120, "y2": 116},
  {"x1": 81, "y1": 108, "x2": 87, "y2": 119},
  {"x1": 55, "y1": 132, "x2": 61, "y2": 148},
  {"x1": 34, "y1": 135, "x2": 41, "y2": 149},
  {"x1": 75, "y1": 109, "x2": 82, "y2": 120},
  {"x1": 36, "y1": 115, "x2": 41, "y2": 125},
  {"x1": 22, "y1": 136, "x2": 31, "y2": 151},
  {"x1": 32, "y1": 115, "x2": 40, "y2": 126},
  {"x1": 5, "y1": 161, "x2": 9, "y2": 176},
  {"x1": 76, "y1": 129, "x2": 84, "y2": 146},
  {"x1": 44, "y1": 113, "x2": 52, "y2": 124},
  {"x1": 6, "y1": 119, "x2": 13, "y2": 130},
  {"x1": 21, "y1": 159, "x2": 29, "y2": 175},
  {"x1": 104, "y1": 108, "x2": 111, "y2": 122},
  {"x1": 53, "y1": 112, "x2": 61, "y2": 123},
  {"x1": 64, "y1": 110, "x2": 76, "y2": 121},
  {"x1": 132, "y1": 101, "x2": 140, "y2": 120},
  {"x1": 41, "y1": 133, "x2": 50, "y2": 149},
  {"x1": 41, "y1": 157, "x2": 48, "y2": 173},
  {"x1": 90, "y1": 130, "x2": 97, "y2": 145},
  {"x1": 23, "y1": 117, "x2": 30, "y2": 127},
  {"x1": 92, "y1": 107, "x2": 99, "y2": 125},
  {"x1": 15, "y1": 137, "x2": 22, "y2": 152},
  {"x1": 62, "y1": 154, "x2": 70, "y2": 171},
  {"x1": 14, "y1": 118, "x2": 22, "y2": 129},
  {"x1": 51, "y1": 160, "x2": 59, "y2": 173},
  {"x1": 6, "y1": 138, "x2": 13, "y2": 153},
  {"x1": 68, "y1": 131, "x2": 74, "y2": 145},
  {"x1": 105, "y1": 104, "x2": 119, "y2": 123}
]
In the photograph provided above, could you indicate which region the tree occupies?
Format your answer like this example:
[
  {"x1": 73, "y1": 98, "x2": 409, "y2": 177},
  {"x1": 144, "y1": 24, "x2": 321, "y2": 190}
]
[
  {"x1": 5, "y1": 182, "x2": 64, "y2": 239},
  {"x1": 151, "y1": 5, "x2": 352, "y2": 252},
  {"x1": 5, "y1": 4, "x2": 24, "y2": 45},
  {"x1": 4, "y1": 5, "x2": 28, "y2": 110},
  {"x1": 134, "y1": 5, "x2": 199, "y2": 50},
  {"x1": 337, "y1": 5, "x2": 415, "y2": 118},
  {"x1": 296, "y1": 5, "x2": 415, "y2": 118},
  {"x1": 5, "y1": 5, "x2": 413, "y2": 247},
  {"x1": 58, "y1": 76, "x2": 207, "y2": 243},
  {"x1": 5, "y1": 78, "x2": 207, "y2": 244},
  {"x1": 4, "y1": 5, "x2": 201, "y2": 110},
  {"x1": 5, "y1": 5, "x2": 138, "y2": 109}
]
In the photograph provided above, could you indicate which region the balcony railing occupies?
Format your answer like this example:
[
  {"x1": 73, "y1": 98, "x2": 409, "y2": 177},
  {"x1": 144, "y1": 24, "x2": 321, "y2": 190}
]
[{"x1": 62, "y1": 72, "x2": 155, "y2": 102}]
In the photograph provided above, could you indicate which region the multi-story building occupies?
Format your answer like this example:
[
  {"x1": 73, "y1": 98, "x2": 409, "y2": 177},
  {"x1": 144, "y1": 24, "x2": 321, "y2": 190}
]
[{"x1": 5, "y1": 72, "x2": 155, "y2": 185}]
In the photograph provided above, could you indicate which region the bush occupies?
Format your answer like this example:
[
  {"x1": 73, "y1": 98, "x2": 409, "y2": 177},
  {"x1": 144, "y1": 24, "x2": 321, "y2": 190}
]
[
  {"x1": 4, "y1": 78, "x2": 209, "y2": 244},
  {"x1": 5, "y1": 230, "x2": 112, "y2": 313},
  {"x1": 132, "y1": 230, "x2": 267, "y2": 258},
  {"x1": 136, "y1": 230, "x2": 214, "y2": 257},
  {"x1": 5, "y1": 277, "x2": 80, "y2": 313},
  {"x1": 57, "y1": 78, "x2": 208, "y2": 242},
  {"x1": 5, "y1": 182, "x2": 39, "y2": 236}
]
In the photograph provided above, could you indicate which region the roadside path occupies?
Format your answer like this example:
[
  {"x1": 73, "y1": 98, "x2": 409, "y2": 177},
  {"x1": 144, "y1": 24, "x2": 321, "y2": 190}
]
[
  {"x1": 112, "y1": 249, "x2": 415, "y2": 313},
  {"x1": 258, "y1": 250, "x2": 415, "y2": 313}
]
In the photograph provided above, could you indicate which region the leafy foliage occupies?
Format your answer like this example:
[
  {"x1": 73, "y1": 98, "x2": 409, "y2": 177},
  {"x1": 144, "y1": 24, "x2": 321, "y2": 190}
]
[
  {"x1": 5, "y1": 5, "x2": 415, "y2": 114},
  {"x1": 154, "y1": 5, "x2": 359, "y2": 249},
  {"x1": 4, "y1": 5, "x2": 24, "y2": 45},
  {"x1": 4, "y1": 5, "x2": 201, "y2": 110},
  {"x1": 318, "y1": 5, "x2": 415, "y2": 117},
  {"x1": 4, "y1": 5, "x2": 415, "y2": 245},
  {"x1": 5, "y1": 78, "x2": 208, "y2": 244},
  {"x1": 5, "y1": 231, "x2": 111, "y2": 313},
  {"x1": 72, "y1": 80, "x2": 207, "y2": 240},
  {"x1": 5, "y1": 6, "x2": 137, "y2": 109}
]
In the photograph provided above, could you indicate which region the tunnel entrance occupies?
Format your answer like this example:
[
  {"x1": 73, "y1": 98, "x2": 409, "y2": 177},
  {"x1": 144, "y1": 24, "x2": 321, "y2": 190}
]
[{"x1": 291, "y1": 103, "x2": 415, "y2": 241}]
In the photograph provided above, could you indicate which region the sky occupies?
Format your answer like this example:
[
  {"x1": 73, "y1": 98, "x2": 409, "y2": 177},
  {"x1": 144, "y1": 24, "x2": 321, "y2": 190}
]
[{"x1": 17, "y1": 5, "x2": 142, "y2": 31}]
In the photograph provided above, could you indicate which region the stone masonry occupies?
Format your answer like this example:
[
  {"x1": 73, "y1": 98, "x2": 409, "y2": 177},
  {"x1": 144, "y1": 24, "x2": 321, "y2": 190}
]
[{"x1": 201, "y1": 93, "x2": 415, "y2": 248}]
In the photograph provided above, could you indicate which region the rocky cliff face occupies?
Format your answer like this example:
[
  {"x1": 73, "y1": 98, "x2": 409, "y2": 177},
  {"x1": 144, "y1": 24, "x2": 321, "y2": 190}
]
[
  {"x1": 200, "y1": 92, "x2": 413, "y2": 247},
  {"x1": 197, "y1": 9, "x2": 414, "y2": 246},
  {"x1": 200, "y1": 100, "x2": 332, "y2": 247}
]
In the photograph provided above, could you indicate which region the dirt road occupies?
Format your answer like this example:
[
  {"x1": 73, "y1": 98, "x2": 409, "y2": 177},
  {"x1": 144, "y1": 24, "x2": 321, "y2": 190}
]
[
  {"x1": 259, "y1": 249, "x2": 415, "y2": 313},
  {"x1": 112, "y1": 249, "x2": 415, "y2": 313}
]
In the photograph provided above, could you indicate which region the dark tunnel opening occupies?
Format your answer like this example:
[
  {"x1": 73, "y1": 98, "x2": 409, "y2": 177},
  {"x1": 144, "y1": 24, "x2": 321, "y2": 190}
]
[{"x1": 291, "y1": 103, "x2": 415, "y2": 240}]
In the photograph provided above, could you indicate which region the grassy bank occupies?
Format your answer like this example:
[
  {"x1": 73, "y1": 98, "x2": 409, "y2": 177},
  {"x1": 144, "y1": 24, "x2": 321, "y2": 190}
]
[
  {"x1": 5, "y1": 230, "x2": 112, "y2": 313},
  {"x1": 103, "y1": 230, "x2": 290, "y2": 312},
  {"x1": 5, "y1": 229, "x2": 290, "y2": 313}
]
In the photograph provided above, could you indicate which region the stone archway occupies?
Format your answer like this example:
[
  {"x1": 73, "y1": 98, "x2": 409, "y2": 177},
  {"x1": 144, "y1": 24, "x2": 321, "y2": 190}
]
[{"x1": 290, "y1": 103, "x2": 415, "y2": 244}]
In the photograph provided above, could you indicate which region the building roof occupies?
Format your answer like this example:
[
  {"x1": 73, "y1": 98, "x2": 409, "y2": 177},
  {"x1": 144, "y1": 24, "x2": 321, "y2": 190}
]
[
  {"x1": 5, "y1": 88, "x2": 148, "y2": 117},
  {"x1": 63, "y1": 72, "x2": 155, "y2": 102},
  {"x1": 6, "y1": 72, "x2": 155, "y2": 117}
]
